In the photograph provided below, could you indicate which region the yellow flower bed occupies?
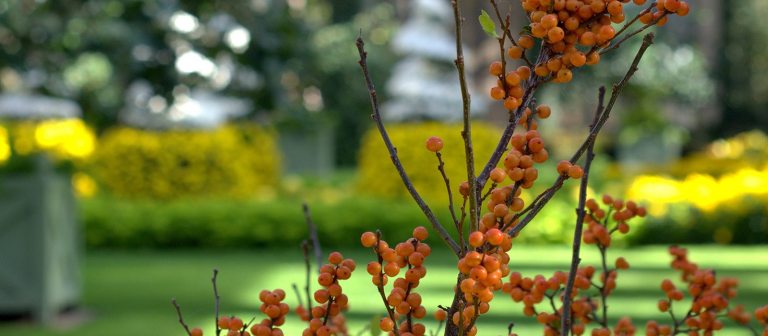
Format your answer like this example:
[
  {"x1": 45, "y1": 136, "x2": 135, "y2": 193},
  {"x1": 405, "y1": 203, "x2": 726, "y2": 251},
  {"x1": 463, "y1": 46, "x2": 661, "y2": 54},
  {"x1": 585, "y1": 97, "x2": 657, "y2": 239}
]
[
  {"x1": 0, "y1": 118, "x2": 96, "y2": 163},
  {"x1": 357, "y1": 122, "x2": 503, "y2": 201},
  {"x1": 626, "y1": 130, "x2": 768, "y2": 217},
  {"x1": 91, "y1": 124, "x2": 280, "y2": 199}
]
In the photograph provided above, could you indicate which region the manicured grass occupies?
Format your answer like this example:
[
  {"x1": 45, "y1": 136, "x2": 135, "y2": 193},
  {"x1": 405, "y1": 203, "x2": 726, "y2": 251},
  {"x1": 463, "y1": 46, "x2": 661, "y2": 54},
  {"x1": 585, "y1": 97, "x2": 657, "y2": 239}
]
[{"x1": 1, "y1": 246, "x2": 766, "y2": 336}]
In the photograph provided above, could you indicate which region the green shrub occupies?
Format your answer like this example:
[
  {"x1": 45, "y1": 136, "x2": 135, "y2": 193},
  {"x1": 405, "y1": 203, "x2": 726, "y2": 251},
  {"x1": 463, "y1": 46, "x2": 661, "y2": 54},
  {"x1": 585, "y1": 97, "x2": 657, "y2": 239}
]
[
  {"x1": 90, "y1": 124, "x2": 280, "y2": 199},
  {"x1": 81, "y1": 196, "x2": 455, "y2": 249},
  {"x1": 357, "y1": 122, "x2": 502, "y2": 202}
]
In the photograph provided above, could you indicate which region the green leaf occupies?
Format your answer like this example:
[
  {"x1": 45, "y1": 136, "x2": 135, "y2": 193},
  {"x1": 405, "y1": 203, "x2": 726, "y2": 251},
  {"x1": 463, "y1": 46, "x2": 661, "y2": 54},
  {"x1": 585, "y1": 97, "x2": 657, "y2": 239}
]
[
  {"x1": 369, "y1": 315, "x2": 382, "y2": 336},
  {"x1": 479, "y1": 10, "x2": 499, "y2": 38}
]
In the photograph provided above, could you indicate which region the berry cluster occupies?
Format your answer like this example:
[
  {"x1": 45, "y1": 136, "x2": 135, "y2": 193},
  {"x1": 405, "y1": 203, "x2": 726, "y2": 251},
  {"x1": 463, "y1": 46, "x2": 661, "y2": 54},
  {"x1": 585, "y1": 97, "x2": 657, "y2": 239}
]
[
  {"x1": 516, "y1": 0, "x2": 690, "y2": 84},
  {"x1": 582, "y1": 195, "x2": 646, "y2": 248},
  {"x1": 250, "y1": 289, "x2": 290, "y2": 336},
  {"x1": 452, "y1": 227, "x2": 514, "y2": 335},
  {"x1": 647, "y1": 246, "x2": 744, "y2": 335},
  {"x1": 499, "y1": 195, "x2": 644, "y2": 335},
  {"x1": 361, "y1": 227, "x2": 432, "y2": 336},
  {"x1": 754, "y1": 305, "x2": 768, "y2": 334},
  {"x1": 216, "y1": 316, "x2": 247, "y2": 336},
  {"x1": 300, "y1": 252, "x2": 356, "y2": 336}
]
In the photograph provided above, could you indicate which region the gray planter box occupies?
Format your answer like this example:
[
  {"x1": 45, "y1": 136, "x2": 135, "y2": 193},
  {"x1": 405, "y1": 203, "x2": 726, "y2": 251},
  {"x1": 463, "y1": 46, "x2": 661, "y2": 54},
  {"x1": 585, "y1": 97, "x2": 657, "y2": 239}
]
[
  {"x1": 0, "y1": 159, "x2": 81, "y2": 324},
  {"x1": 278, "y1": 126, "x2": 335, "y2": 175}
]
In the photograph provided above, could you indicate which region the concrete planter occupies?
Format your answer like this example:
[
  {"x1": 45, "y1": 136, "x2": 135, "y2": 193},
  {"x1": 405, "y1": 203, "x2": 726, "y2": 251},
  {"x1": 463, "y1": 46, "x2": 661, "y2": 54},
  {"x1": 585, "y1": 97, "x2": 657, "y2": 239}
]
[{"x1": 0, "y1": 157, "x2": 81, "y2": 323}]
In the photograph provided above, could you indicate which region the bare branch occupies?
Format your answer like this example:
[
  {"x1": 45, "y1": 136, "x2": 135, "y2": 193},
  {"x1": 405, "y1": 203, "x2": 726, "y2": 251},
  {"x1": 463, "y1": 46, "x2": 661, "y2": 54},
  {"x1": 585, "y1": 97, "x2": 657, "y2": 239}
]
[
  {"x1": 435, "y1": 152, "x2": 465, "y2": 249},
  {"x1": 301, "y1": 241, "x2": 313, "y2": 311},
  {"x1": 356, "y1": 35, "x2": 461, "y2": 256},
  {"x1": 212, "y1": 269, "x2": 221, "y2": 336},
  {"x1": 560, "y1": 89, "x2": 603, "y2": 335},
  {"x1": 302, "y1": 203, "x2": 323, "y2": 269},
  {"x1": 450, "y1": 0, "x2": 479, "y2": 233},
  {"x1": 172, "y1": 298, "x2": 192, "y2": 336}
]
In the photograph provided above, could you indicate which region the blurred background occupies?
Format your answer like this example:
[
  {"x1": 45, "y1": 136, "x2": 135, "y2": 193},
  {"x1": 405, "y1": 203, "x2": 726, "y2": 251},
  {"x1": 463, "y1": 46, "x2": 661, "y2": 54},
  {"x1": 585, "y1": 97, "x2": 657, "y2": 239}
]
[{"x1": 0, "y1": 0, "x2": 765, "y2": 335}]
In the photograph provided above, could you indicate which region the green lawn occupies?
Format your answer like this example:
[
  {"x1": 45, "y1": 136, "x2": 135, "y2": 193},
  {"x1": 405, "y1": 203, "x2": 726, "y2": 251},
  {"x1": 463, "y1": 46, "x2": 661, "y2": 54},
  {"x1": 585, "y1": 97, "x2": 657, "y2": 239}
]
[{"x1": 1, "y1": 246, "x2": 766, "y2": 336}]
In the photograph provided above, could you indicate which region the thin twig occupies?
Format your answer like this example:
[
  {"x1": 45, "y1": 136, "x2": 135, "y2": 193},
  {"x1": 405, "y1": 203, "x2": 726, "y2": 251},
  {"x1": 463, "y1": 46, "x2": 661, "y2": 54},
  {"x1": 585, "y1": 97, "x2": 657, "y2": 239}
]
[
  {"x1": 291, "y1": 283, "x2": 304, "y2": 312},
  {"x1": 301, "y1": 241, "x2": 313, "y2": 311},
  {"x1": 509, "y1": 34, "x2": 656, "y2": 236},
  {"x1": 436, "y1": 152, "x2": 464, "y2": 248},
  {"x1": 560, "y1": 90, "x2": 603, "y2": 335},
  {"x1": 212, "y1": 269, "x2": 221, "y2": 336},
  {"x1": 600, "y1": 12, "x2": 667, "y2": 55},
  {"x1": 356, "y1": 35, "x2": 461, "y2": 256},
  {"x1": 302, "y1": 203, "x2": 323, "y2": 269},
  {"x1": 373, "y1": 231, "x2": 400, "y2": 336},
  {"x1": 451, "y1": 0, "x2": 479, "y2": 234},
  {"x1": 172, "y1": 298, "x2": 192, "y2": 336},
  {"x1": 490, "y1": 0, "x2": 534, "y2": 68}
]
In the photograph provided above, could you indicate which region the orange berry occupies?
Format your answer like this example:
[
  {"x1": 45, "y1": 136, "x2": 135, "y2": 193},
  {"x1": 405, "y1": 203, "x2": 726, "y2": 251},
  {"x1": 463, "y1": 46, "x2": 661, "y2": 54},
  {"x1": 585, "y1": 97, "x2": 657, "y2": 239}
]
[
  {"x1": 517, "y1": 65, "x2": 531, "y2": 79},
  {"x1": 570, "y1": 52, "x2": 586, "y2": 67},
  {"x1": 616, "y1": 257, "x2": 629, "y2": 270},
  {"x1": 507, "y1": 46, "x2": 524, "y2": 59},
  {"x1": 556, "y1": 160, "x2": 572, "y2": 175},
  {"x1": 490, "y1": 86, "x2": 506, "y2": 100},
  {"x1": 510, "y1": 134, "x2": 526, "y2": 150},
  {"x1": 469, "y1": 231, "x2": 486, "y2": 247},
  {"x1": 547, "y1": 27, "x2": 565, "y2": 43},
  {"x1": 229, "y1": 317, "x2": 244, "y2": 331},
  {"x1": 535, "y1": 105, "x2": 551, "y2": 118},
  {"x1": 540, "y1": 14, "x2": 559, "y2": 29},
  {"x1": 676, "y1": 2, "x2": 689, "y2": 16},
  {"x1": 490, "y1": 167, "x2": 507, "y2": 183},
  {"x1": 505, "y1": 71, "x2": 522, "y2": 86},
  {"x1": 413, "y1": 226, "x2": 428, "y2": 241},
  {"x1": 434, "y1": 309, "x2": 447, "y2": 321},
  {"x1": 664, "y1": 0, "x2": 681, "y2": 12},
  {"x1": 518, "y1": 35, "x2": 535, "y2": 49},
  {"x1": 366, "y1": 261, "x2": 381, "y2": 275},
  {"x1": 459, "y1": 181, "x2": 470, "y2": 197},
  {"x1": 485, "y1": 228, "x2": 505, "y2": 246},
  {"x1": 360, "y1": 231, "x2": 377, "y2": 248},
  {"x1": 556, "y1": 68, "x2": 573, "y2": 83},
  {"x1": 658, "y1": 300, "x2": 670, "y2": 312},
  {"x1": 568, "y1": 165, "x2": 584, "y2": 179},
  {"x1": 379, "y1": 317, "x2": 395, "y2": 332},
  {"x1": 328, "y1": 252, "x2": 343, "y2": 265},
  {"x1": 597, "y1": 25, "x2": 615, "y2": 41},
  {"x1": 425, "y1": 136, "x2": 444, "y2": 152},
  {"x1": 534, "y1": 64, "x2": 550, "y2": 77},
  {"x1": 532, "y1": 148, "x2": 549, "y2": 163},
  {"x1": 504, "y1": 96, "x2": 520, "y2": 111},
  {"x1": 493, "y1": 203, "x2": 509, "y2": 217},
  {"x1": 607, "y1": 1, "x2": 623, "y2": 16},
  {"x1": 579, "y1": 31, "x2": 596, "y2": 46},
  {"x1": 218, "y1": 317, "x2": 231, "y2": 330},
  {"x1": 191, "y1": 327, "x2": 204, "y2": 336},
  {"x1": 489, "y1": 61, "x2": 504, "y2": 76}
]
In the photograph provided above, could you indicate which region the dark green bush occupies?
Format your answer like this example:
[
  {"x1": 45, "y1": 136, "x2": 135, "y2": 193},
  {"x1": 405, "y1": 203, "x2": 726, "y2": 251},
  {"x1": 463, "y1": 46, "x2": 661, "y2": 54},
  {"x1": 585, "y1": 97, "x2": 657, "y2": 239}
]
[
  {"x1": 628, "y1": 197, "x2": 768, "y2": 245},
  {"x1": 81, "y1": 196, "x2": 457, "y2": 249}
]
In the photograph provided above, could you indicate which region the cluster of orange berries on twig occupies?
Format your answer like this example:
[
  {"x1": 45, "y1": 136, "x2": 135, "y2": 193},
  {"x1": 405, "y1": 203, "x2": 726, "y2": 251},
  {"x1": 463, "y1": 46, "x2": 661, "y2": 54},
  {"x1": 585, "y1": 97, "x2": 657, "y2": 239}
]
[
  {"x1": 248, "y1": 289, "x2": 291, "y2": 336},
  {"x1": 361, "y1": 227, "x2": 432, "y2": 336},
  {"x1": 450, "y1": 227, "x2": 514, "y2": 335},
  {"x1": 646, "y1": 246, "x2": 768, "y2": 336},
  {"x1": 216, "y1": 316, "x2": 247, "y2": 336},
  {"x1": 498, "y1": 195, "x2": 643, "y2": 335},
  {"x1": 298, "y1": 252, "x2": 356, "y2": 336},
  {"x1": 512, "y1": 0, "x2": 690, "y2": 84},
  {"x1": 582, "y1": 195, "x2": 646, "y2": 247}
]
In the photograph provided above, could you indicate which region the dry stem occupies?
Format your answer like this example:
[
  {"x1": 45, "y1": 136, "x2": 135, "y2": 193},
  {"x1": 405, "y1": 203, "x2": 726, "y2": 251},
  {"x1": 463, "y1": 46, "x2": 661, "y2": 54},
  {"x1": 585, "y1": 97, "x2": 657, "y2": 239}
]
[{"x1": 356, "y1": 35, "x2": 461, "y2": 256}]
